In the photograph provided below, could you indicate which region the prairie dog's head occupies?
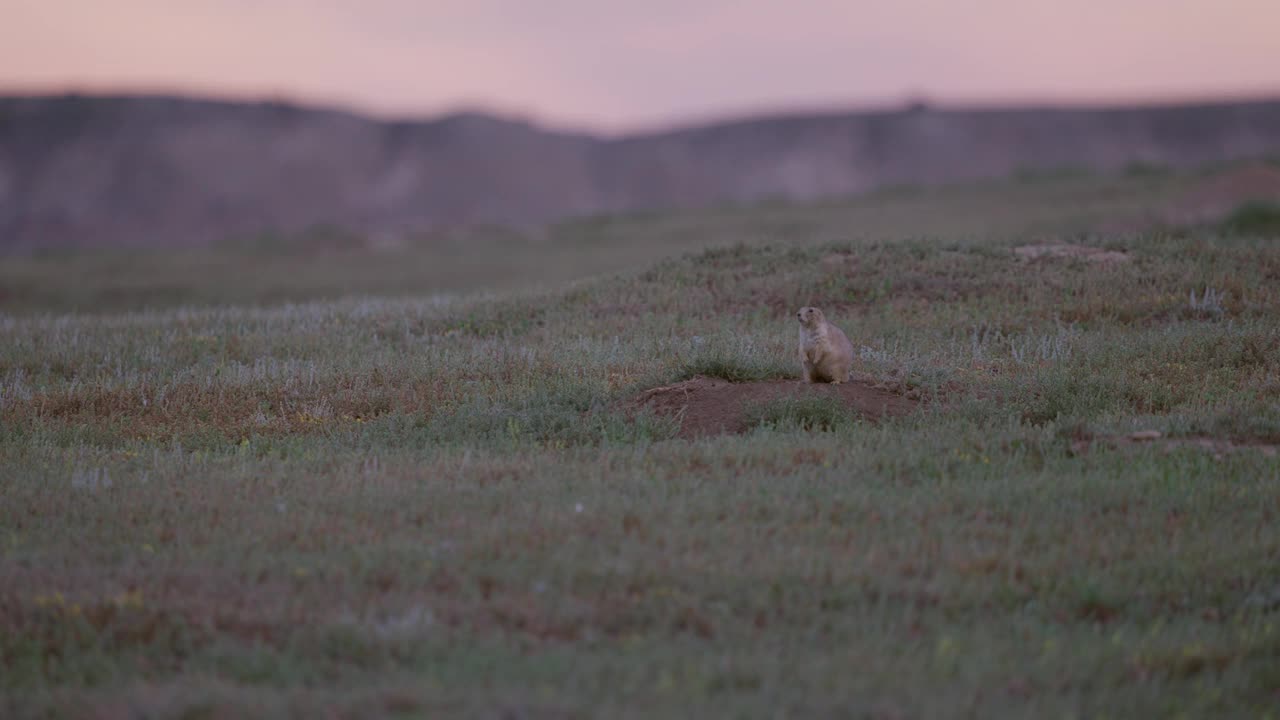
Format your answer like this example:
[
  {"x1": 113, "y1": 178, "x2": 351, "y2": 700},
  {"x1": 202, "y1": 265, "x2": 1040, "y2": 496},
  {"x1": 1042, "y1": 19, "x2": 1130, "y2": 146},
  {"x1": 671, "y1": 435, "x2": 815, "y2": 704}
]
[{"x1": 796, "y1": 306, "x2": 825, "y2": 328}]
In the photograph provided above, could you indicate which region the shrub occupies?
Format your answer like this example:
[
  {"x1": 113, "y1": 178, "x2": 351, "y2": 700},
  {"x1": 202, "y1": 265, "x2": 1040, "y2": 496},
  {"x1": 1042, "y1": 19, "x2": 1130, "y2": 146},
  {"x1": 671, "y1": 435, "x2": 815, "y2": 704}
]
[{"x1": 1217, "y1": 202, "x2": 1280, "y2": 237}]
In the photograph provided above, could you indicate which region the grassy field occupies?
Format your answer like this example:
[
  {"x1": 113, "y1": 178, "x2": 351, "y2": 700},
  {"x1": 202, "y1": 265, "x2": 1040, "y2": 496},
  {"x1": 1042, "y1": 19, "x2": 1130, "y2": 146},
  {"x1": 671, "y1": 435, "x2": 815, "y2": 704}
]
[{"x1": 3, "y1": 168, "x2": 1280, "y2": 718}]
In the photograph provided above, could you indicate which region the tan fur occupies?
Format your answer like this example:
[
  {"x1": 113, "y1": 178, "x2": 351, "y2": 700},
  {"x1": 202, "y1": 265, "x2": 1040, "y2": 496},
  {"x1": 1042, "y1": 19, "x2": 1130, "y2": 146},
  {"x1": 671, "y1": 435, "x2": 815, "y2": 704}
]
[{"x1": 796, "y1": 306, "x2": 855, "y2": 384}]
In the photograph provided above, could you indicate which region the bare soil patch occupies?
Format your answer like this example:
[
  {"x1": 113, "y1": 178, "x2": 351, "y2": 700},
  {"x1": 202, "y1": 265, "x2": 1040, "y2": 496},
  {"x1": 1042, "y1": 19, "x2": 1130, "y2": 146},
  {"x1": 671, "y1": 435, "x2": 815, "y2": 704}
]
[
  {"x1": 634, "y1": 375, "x2": 918, "y2": 439},
  {"x1": 1013, "y1": 244, "x2": 1130, "y2": 264}
]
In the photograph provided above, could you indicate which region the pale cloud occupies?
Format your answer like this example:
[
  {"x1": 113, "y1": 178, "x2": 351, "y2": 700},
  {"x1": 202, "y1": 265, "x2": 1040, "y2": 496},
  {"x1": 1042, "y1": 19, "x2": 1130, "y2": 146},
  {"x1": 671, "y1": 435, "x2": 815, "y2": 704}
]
[{"x1": 1, "y1": 0, "x2": 1277, "y2": 130}]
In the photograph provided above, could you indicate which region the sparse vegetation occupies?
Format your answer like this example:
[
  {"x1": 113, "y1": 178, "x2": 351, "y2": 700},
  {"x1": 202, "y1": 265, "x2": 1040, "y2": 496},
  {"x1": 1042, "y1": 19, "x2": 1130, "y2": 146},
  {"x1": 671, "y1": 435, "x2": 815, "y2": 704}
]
[
  {"x1": 2, "y1": 170, "x2": 1279, "y2": 718},
  {"x1": 743, "y1": 394, "x2": 858, "y2": 431}
]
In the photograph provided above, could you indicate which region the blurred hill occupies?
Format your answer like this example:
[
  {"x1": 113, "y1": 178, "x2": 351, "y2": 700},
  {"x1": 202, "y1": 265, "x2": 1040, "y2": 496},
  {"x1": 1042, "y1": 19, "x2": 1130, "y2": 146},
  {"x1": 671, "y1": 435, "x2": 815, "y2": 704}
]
[{"x1": 3, "y1": 94, "x2": 1280, "y2": 249}]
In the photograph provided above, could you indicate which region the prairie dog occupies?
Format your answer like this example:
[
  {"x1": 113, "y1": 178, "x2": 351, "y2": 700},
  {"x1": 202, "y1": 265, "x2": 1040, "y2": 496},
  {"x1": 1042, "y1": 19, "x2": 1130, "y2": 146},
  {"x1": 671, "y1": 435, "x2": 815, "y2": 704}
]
[{"x1": 796, "y1": 306, "x2": 854, "y2": 384}]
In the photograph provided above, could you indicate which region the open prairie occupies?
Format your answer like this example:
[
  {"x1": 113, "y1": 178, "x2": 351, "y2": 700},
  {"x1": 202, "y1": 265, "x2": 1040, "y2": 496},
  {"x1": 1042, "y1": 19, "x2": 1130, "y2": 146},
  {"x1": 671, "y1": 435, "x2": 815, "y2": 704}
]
[{"x1": 3, "y1": 166, "x2": 1280, "y2": 718}]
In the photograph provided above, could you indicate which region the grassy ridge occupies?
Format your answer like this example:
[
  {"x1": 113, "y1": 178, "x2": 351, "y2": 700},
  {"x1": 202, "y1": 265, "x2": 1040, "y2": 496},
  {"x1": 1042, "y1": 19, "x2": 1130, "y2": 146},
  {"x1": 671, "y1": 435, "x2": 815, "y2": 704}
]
[
  {"x1": 3, "y1": 172, "x2": 1280, "y2": 717},
  {"x1": 0, "y1": 170, "x2": 1185, "y2": 313}
]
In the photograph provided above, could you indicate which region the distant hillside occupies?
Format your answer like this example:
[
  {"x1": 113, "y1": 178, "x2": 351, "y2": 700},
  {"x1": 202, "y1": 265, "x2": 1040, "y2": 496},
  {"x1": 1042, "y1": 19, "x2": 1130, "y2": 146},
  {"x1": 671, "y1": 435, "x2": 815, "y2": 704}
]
[{"x1": 3, "y1": 94, "x2": 1280, "y2": 248}]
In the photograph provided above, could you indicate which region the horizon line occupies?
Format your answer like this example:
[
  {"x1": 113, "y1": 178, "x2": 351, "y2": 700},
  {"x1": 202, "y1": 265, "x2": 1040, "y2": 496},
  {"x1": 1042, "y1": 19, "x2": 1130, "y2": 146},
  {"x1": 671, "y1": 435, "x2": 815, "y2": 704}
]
[{"x1": 3, "y1": 83, "x2": 1280, "y2": 137}]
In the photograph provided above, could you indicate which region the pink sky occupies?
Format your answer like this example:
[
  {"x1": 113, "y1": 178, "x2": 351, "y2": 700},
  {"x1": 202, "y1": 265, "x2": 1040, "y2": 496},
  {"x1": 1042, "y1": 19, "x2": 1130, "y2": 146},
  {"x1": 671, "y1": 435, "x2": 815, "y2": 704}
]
[{"x1": 3, "y1": 0, "x2": 1278, "y2": 131}]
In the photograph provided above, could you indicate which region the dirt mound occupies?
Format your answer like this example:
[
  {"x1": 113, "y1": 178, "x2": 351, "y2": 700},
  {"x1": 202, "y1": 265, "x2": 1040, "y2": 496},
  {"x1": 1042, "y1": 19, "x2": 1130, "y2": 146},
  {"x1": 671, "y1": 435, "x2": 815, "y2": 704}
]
[
  {"x1": 1013, "y1": 244, "x2": 1130, "y2": 264},
  {"x1": 1166, "y1": 163, "x2": 1280, "y2": 225},
  {"x1": 1069, "y1": 430, "x2": 1278, "y2": 459},
  {"x1": 635, "y1": 375, "x2": 918, "y2": 439}
]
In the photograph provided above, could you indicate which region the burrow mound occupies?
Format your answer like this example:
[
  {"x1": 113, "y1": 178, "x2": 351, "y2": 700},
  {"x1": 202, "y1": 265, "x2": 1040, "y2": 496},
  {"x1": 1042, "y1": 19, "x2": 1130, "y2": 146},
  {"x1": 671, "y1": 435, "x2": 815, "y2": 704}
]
[
  {"x1": 1013, "y1": 243, "x2": 1130, "y2": 264},
  {"x1": 634, "y1": 375, "x2": 918, "y2": 439},
  {"x1": 1068, "y1": 430, "x2": 1279, "y2": 459}
]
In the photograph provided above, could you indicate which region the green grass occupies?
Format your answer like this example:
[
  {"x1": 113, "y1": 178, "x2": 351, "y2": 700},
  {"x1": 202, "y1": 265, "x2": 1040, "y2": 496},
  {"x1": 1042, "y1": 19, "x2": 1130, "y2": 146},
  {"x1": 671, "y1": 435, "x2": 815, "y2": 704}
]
[
  {"x1": 676, "y1": 341, "x2": 795, "y2": 384},
  {"x1": 1218, "y1": 201, "x2": 1280, "y2": 237},
  {"x1": 3, "y1": 169, "x2": 1280, "y2": 718},
  {"x1": 743, "y1": 395, "x2": 860, "y2": 432}
]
